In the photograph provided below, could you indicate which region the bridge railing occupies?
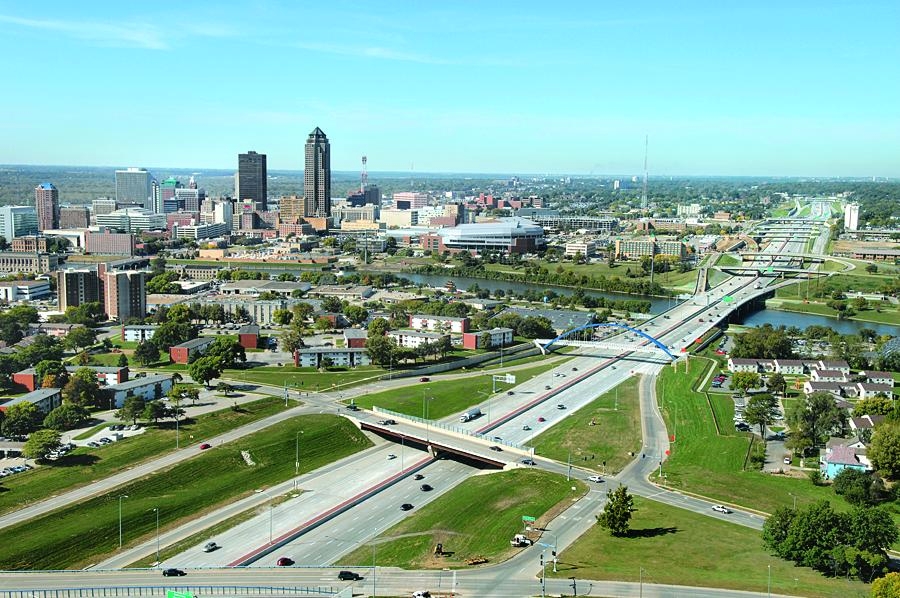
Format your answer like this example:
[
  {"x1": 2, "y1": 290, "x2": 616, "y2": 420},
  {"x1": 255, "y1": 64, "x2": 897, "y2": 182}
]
[{"x1": 372, "y1": 406, "x2": 525, "y2": 451}]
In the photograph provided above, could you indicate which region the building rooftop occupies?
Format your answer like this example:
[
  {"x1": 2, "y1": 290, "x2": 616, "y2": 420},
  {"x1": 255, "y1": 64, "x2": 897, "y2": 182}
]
[
  {"x1": 238, "y1": 325, "x2": 260, "y2": 335},
  {"x1": 2, "y1": 388, "x2": 60, "y2": 408},
  {"x1": 109, "y1": 374, "x2": 172, "y2": 392},
  {"x1": 173, "y1": 337, "x2": 214, "y2": 350}
]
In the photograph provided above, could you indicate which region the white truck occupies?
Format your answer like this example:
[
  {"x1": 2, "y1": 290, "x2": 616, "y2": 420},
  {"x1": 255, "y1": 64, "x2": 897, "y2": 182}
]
[
  {"x1": 510, "y1": 534, "x2": 533, "y2": 547},
  {"x1": 459, "y1": 408, "x2": 482, "y2": 423}
]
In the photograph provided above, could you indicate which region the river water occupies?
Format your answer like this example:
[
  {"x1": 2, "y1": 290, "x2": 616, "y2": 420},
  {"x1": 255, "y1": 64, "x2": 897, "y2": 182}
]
[{"x1": 739, "y1": 308, "x2": 899, "y2": 336}]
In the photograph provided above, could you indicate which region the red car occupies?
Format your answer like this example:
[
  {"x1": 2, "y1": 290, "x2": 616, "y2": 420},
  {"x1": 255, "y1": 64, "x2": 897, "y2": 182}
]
[
  {"x1": 537, "y1": 417, "x2": 546, "y2": 423},
  {"x1": 419, "y1": 377, "x2": 430, "y2": 382},
  {"x1": 199, "y1": 443, "x2": 212, "y2": 450},
  {"x1": 277, "y1": 557, "x2": 294, "y2": 566}
]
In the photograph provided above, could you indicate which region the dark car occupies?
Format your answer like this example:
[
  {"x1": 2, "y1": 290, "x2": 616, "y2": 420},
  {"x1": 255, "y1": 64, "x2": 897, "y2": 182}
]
[
  {"x1": 414, "y1": 473, "x2": 425, "y2": 480},
  {"x1": 400, "y1": 503, "x2": 414, "y2": 511},
  {"x1": 162, "y1": 568, "x2": 186, "y2": 577},
  {"x1": 419, "y1": 377, "x2": 430, "y2": 382},
  {"x1": 338, "y1": 570, "x2": 361, "y2": 581},
  {"x1": 346, "y1": 404, "x2": 360, "y2": 411},
  {"x1": 489, "y1": 445, "x2": 503, "y2": 452},
  {"x1": 520, "y1": 458, "x2": 536, "y2": 466},
  {"x1": 420, "y1": 484, "x2": 433, "y2": 491},
  {"x1": 277, "y1": 557, "x2": 295, "y2": 566}
]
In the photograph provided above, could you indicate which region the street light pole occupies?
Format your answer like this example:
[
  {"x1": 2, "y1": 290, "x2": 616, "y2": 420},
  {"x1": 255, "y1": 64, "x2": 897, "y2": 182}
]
[
  {"x1": 118, "y1": 495, "x2": 129, "y2": 549},
  {"x1": 372, "y1": 532, "x2": 377, "y2": 598},
  {"x1": 153, "y1": 507, "x2": 160, "y2": 566},
  {"x1": 269, "y1": 502, "x2": 274, "y2": 545},
  {"x1": 767, "y1": 564, "x2": 771, "y2": 597},
  {"x1": 295, "y1": 430, "x2": 303, "y2": 476}
]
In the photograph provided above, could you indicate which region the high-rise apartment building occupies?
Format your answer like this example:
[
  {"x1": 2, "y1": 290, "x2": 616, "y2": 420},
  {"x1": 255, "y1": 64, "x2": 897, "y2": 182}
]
[
  {"x1": 0, "y1": 206, "x2": 39, "y2": 240},
  {"x1": 304, "y1": 128, "x2": 331, "y2": 218},
  {"x1": 85, "y1": 231, "x2": 136, "y2": 256},
  {"x1": 238, "y1": 151, "x2": 267, "y2": 210},
  {"x1": 175, "y1": 187, "x2": 204, "y2": 212},
  {"x1": 105, "y1": 270, "x2": 147, "y2": 321},
  {"x1": 57, "y1": 269, "x2": 102, "y2": 311},
  {"x1": 115, "y1": 167, "x2": 152, "y2": 207},
  {"x1": 34, "y1": 183, "x2": 59, "y2": 231},
  {"x1": 92, "y1": 198, "x2": 118, "y2": 219},
  {"x1": 844, "y1": 203, "x2": 860, "y2": 231},
  {"x1": 279, "y1": 195, "x2": 305, "y2": 224},
  {"x1": 393, "y1": 192, "x2": 428, "y2": 210},
  {"x1": 59, "y1": 206, "x2": 90, "y2": 229}
]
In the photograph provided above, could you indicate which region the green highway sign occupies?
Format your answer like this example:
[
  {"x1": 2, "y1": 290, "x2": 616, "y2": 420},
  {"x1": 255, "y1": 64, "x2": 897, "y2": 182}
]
[
  {"x1": 522, "y1": 515, "x2": 536, "y2": 522},
  {"x1": 722, "y1": 295, "x2": 734, "y2": 303},
  {"x1": 167, "y1": 592, "x2": 193, "y2": 598}
]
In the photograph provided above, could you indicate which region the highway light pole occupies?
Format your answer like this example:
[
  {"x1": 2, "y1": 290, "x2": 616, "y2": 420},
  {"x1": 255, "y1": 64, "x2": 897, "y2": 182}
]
[
  {"x1": 153, "y1": 507, "x2": 160, "y2": 566},
  {"x1": 295, "y1": 430, "x2": 304, "y2": 476},
  {"x1": 118, "y1": 495, "x2": 129, "y2": 549}
]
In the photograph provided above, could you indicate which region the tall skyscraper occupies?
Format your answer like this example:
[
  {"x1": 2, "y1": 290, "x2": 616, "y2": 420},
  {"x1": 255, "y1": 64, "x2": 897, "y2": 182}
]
[
  {"x1": 304, "y1": 127, "x2": 331, "y2": 218},
  {"x1": 115, "y1": 167, "x2": 152, "y2": 207},
  {"x1": 57, "y1": 269, "x2": 101, "y2": 311},
  {"x1": 238, "y1": 151, "x2": 267, "y2": 210},
  {"x1": 160, "y1": 177, "x2": 181, "y2": 212},
  {"x1": 34, "y1": 183, "x2": 59, "y2": 231}
]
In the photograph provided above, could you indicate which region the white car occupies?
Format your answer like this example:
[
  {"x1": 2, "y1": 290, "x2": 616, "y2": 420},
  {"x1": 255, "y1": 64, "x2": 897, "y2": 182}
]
[
  {"x1": 588, "y1": 475, "x2": 603, "y2": 483},
  {"x1": 712, "y1": 504, "x2": 732, "y2": 514}
]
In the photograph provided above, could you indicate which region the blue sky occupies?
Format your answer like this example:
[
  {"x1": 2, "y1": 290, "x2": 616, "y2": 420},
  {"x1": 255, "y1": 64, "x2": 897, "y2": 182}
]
[{"x1": 1, "y1": 1, "x2": 898, "y2": 176}]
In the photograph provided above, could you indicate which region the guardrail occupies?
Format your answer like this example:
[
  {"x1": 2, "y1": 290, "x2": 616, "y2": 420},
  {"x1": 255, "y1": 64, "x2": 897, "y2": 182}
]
[
  {"x1": 372, "y1": 406, "x2": 524, "y2": 451},
  {"x1": 0, "y1": 586, "x2": 336, "y2": 598}
]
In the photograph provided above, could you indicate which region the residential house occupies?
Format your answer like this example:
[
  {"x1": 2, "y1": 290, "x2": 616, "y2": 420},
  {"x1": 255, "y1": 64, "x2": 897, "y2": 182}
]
[
  {"x1": 169, "y1": 337, "x2": 214, "y2": 364},
  {"x1": 821, "y1": 442, "x2": 869, "y2": 479},
  {"x1": 13, "y1": 365, "x2": 128, "y2": 392},
  {"x1": 773, "y1": 359, "x2": 805, "y2": 375},
  {"x1": 0, "y1": 388, "x2": 61, "y2": 414},
  {"x1": 810, "y1": 369, "x2": 848, "y2": 383},
  {"x1": 857, "y1": 383, "x2": 895, "y2": 401},
  {"x1": 818, "y1": 360, "x2": 851, "y2": 375},
  {"x1": 122, "y1": 325, "x2": 158, "y2": 343},
  {"x1": 387, "y1": 330, "x2": 449, "y2": 349},
  {"x1": 727, "y1": 358, "x2": 761, "y2": 373},
  {"x1": 409, "y1": 314, "x2": 469, "y2": 334},
  {"x1": 343, "y1": 329, "x2": 368, "y2": 349},
  {"x1": 859, "y1": 371, "x2": 895, "y2": 386},
  {"x1": 293, "y1": 347, "x2": 371, "y2": 368},
  {"x1": 462, "y1": 327, "x2": 515, "y2": 350},
  {"x1": 107, "y1": 374, "x2": 174, "y2": 408},
  {"x1": 238, "y1": 325, "x2": 260, "y2": 350}
]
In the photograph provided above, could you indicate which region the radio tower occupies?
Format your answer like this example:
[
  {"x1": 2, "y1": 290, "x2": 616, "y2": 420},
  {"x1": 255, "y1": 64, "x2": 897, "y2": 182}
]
[
  {"x1": 360, "y1": 155, "x2": 368, "y2": 193},
  {"x1": 641, "y1": 135, "x2": 649, "y2": 210}
]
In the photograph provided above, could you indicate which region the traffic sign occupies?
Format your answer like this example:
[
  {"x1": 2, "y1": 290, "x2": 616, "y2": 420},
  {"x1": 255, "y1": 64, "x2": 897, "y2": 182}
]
[
  {"x1": 722, "y1": 295, "x2": 734, "y2": 303},
  {"x1": 167, "y1": 592, "x2": 193, "y2": 598},
  {"x1": 522, "y1": 515, "x2": 536, "y2": 522},
  {"x1": 505, "y1": 374, "x2": 517, "y2": 384}
]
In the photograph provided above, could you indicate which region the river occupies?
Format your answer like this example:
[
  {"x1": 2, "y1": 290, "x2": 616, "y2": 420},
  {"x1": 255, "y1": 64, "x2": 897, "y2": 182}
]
[
  {"x1": 399, "y1": 273, "x2": 679, "y2": 313},
  {"x1": 738, "y1": 308, "x2": 899, "y2": 336}
]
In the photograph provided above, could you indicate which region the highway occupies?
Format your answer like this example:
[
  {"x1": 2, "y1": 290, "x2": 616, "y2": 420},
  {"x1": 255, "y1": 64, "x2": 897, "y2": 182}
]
[{"x1": 0, "y1": 215, "x2": 830, "y2": 597}]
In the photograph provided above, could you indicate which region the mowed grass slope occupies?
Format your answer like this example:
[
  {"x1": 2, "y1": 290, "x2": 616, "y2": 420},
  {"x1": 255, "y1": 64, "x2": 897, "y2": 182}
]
[
  {"x1": 554, "y1": 497, "x2": 868, "y2": 598},
  {"x1": 0, "y1": 414, "x2": 371, "y2": 570},
  {"x1": 533, "y1": 376, "x2": 641, "y2": 474},
  {"x1": 340, "y1": 469, "x2": 585, "y2": 569},
  {"x1": 353, "y1": 359, "x2": 568, "y2": 420},
  {"x1": 658, "y1": 358, "x2": 834, "y2": 513},
  {"x1": 0, "y1": 397, "x2": 290, "y2": 516}
]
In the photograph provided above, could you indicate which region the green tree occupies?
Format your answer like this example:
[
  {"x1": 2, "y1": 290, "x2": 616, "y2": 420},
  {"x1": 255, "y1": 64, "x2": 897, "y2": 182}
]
[
  {"x1": 872, "y1": 572, "x2": 900, "y2": 597},
  {"x1": 166, "y1": 303, "x2": 193, "y2": 323},
  {"x1": 368, "y1": 317, "x2": 390, "y2": 337},
  {"x1": 517, "y1": 316, "x2": 555, "y2": 339},
  {"x1": 133, "y1": 340, "x2": 162, "y2": 366},
  {"x1": 314, "y1": 316, "x2": 333, "y2": 333},
  {"x1": 35, "y1": 360, "x2": 68, "y2": 389},
  {"x1": 343, "y1": 304, "x2": 369, "y2": 326},
  {"x1": 731, "y1": 324, "x2": 794, "y2": 359},
  {"x1": 869, "y1": 421, "x2": 900, "y2": 479},
  {"x1": 61, "y1": 368, "x2": 102, "y2": 407},
  {"x1": 291, "y1": 302, "x2": 315, "y2": 323},
  {"x1": 853, "y1": 396, "x2": 894, "y2": 417},
  {"x1": 64, "y1": 326, "x2": 98, "y2": 352},
  {"x1": 189, "y1": 356, "x2": 221, "y2": 388},
  {"x1": 17, "y1": 334, "x2": 64, "y2": 366},
  {"x1": 43, "y1": 403, "x2": 91, "y2": 431},
  {"x1": 23, "y1": 429, "x2": 62, "y2": 460},
  {"x1": 116, "y1": 394, "x2": 146, "y2": 425},
  {"x1": 365, "y1": 334, "x2": 397, "y2": 367},
  {"x1": 151, "y1": 321, "x2": 195, "y2": 351},
  {"x1": 786, "y1": 391, "x2": 846, "y2": 451},
  {"x1": 731, "y1": 371, "x2": 761, "y2": 396},
  {"x1": 279, "y1": 327, "x2": 306, "y2": 354},
  {"x1": 832, "y1": 469, "x2": 880, "y2": 507},
  {"x1": 117, "y1": 353, "x2": 129, "y2": 367},
  {"x1": 1, "y1": 401, "x2": 45, "y2": 437},
  {"x1": 766, "y1": 372, "x2": 787, "y2": 396},
  {"x1": 142, "y1": 400, "x2": 170, "y2": 423},
  {"x1": 216, "y1": 382, "x2": 233, "y2": 397},
  {"x1": 596, "y1": 485, "x2": 634, "y2": 537},
  {"x1": 272, "y1": 309, "x2": 293, "y2": 326},
  {"x1": 743, "y1": 393, "x2": 780, "y2": 439},
  {"x1": 205, "y1": 337, "x2": 246, "y2": 369},
  {"x1": 320, "y1": 296, "x2": 343, "y2": 313}
]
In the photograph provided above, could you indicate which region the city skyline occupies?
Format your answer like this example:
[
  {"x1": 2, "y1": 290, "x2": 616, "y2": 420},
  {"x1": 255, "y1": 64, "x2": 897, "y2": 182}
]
[{"x1": 0, "y1": 2, "x2": 898, "y2": 177}]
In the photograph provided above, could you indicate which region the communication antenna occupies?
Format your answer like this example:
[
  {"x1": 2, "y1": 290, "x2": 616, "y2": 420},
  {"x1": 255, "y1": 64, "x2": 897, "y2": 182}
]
[
  {"x1": 641, "y1": 135, "x2": 649, "y2": 210},
  {"x1": 361, "y1": 155, "x2": 368, "y2": 193}
]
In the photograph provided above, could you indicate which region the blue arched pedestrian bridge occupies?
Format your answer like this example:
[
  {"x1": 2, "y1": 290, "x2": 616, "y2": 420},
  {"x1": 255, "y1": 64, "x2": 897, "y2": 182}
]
[{"x1": 535, "y1": 322, "x2": 678, "y2": 362}]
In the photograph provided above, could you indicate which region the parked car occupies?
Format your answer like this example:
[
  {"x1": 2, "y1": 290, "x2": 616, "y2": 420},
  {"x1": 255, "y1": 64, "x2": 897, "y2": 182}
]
[
  {"x1": 162, "y1": 568, "x2": 186, "y2": 577},
  {"x1": 783, "y1": 456, "x2": 792, "y2": 465},
  {"x1": 522, "y1": 425, "x2": 531, "y2": 431}
]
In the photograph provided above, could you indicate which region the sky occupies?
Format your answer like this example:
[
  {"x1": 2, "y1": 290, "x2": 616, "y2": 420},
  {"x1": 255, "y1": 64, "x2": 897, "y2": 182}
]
[{"x1": 1, "y1": 1, "x2": 898, "y2": 177}]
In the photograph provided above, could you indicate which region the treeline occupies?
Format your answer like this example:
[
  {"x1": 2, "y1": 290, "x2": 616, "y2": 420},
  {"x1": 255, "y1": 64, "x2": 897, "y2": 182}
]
[{"x1": 412, "y1": 262, "x2": 668, "y2": 298}]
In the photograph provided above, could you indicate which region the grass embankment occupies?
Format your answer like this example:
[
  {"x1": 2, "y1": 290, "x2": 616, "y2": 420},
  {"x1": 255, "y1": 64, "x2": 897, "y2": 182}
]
[
  {"x1": 339, "y1": 469, "x2": 585, "y2": 569},
  {"x1": 657, "y1": 357, "x2": 834, "y2": 513},
  {"x1": 0, "y1": 397, "x2": 290, "y2": 516},
  {"x1": 553, "y1": 497, "x2": 868, "y2": 598},
  {"x1": 0, "y1": 414, "x2": 371, "y2": 570},
  {"x1": 221, "y1": 365, "x2": 385, "y2": 391},
  {"x1": 715, "y1": 254, "x2": 741, "y2": 268},
  {"x1": 352, "y1": 359, "x2": 568, "y2": 419},
  {"x1": 533, "y1": 376, "x2": 641, "y2": 474}
]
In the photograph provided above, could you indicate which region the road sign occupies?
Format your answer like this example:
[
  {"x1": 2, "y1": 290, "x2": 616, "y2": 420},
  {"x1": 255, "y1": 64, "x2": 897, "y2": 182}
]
[
  {"x1": 505, "y1": 374, "x2": 517, "y2": 384},
  {"x1": 167, "y1": 592, "x2": 193, "y2": 598},
  {"x1": 522, "y1": 515, "x2": 536, "y2": 522},
  {"x1": 722, "y1": 295, "x2": 734, "y2": 303}
]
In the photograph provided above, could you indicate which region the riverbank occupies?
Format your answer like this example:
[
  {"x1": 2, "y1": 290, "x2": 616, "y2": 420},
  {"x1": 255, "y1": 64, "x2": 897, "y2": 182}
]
[{"x1": 762, "y1": 298, "x2": 900, "y2": 327}]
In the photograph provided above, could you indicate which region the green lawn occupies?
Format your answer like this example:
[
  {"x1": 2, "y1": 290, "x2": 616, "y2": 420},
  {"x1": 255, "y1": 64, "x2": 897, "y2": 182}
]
[
  {"x1": 339, "y1": 469, "x2": 586, "y2": 569},
  {"x1": 716, "y1": 254, "x2": 741, "y2": 267},
  {"x1": 0, "y1": 414, "x2": 371, "y2": 570},
  {"x1": 88, "y1": 352, "x2": 130, "y2": 366},
  {"x1": 71, "y1": 420, "x2": 112, "y2": 440},
  {"x1": 222, "y1": 365, "x2": 386, "y2": 391},
  {"x1": 532, "y1": 376, "x2": 641, "y2": 474},
  {"x1": 552, "y1": 496, "x2": 868, "y2": 598},
  {"x1": 352, "y1": 358, "x2": 567, "y2": 419},
  {"x1": 656, "y1": 357, "x2": 837, "y2": 513},
  {"x1": 768, "y1": 299, "x2": 899, "y2": 325},
  {"x1": 0, "y1": 397, "x2": 291, "y2": 516},
  {"x1": 481, "y1": 260, "x2": 698, "y2": 291}
]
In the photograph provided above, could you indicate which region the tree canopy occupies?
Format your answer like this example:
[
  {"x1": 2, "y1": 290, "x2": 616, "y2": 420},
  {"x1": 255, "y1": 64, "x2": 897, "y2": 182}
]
[
  {"x1": 730, "y1": 324, "x2": 794, "y2": 359},
  {"x1": 596, "y1": 485, "x2": 634, "y2": 536}
]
